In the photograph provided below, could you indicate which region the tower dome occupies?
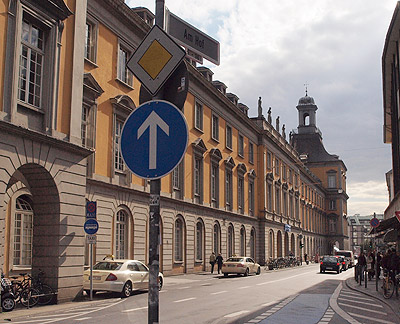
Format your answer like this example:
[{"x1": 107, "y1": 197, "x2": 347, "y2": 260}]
[{"x1": 298, "y1": 94, "x2": 315, "y2": 106}]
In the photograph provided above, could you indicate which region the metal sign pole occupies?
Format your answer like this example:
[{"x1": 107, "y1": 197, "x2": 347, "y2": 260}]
[
  {"x1": 148, "y1": 2, "x2": 164, "y2": 324},
  {"x1": 90, "y1": 242, "x2": 93, "y2": 301}
]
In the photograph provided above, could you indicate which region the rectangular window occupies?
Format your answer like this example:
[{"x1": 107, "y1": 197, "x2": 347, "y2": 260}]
[
  {"x1": 115, "y1": 211, "x2": 126, "y2": 259},
  {"x1": 283, "y1": 192, "x2": 288, "y2": 216},
  {"x1": 249, "y1": 142, "x2": 254, "y2": 164},
  {"x1": 118, "y1": 45, "x2": 133, "y2": 86},
  {"x1": 194, "y1": 157, "x2": 201, "y2": 196},
  {"x1": 249, "y1": 180, "x2": 254, "y2": 216},
  {"x1": 195, "y1": 101, "x2": 203, "y2": 130},
  {"x1": 212, "y1": 114, "x2": 219, "y2": 141},
  {"x1": 175, "y1": 222, "x2": 183, "y2": 261},
  {"x1": 238, "y1": 134, "x2": 244, "y2": 157},
  {"x1": 267, "y1": 152, "x2": 272, "y2": 170},
  {"x1": 114, "y1": 118, "x2": 124, "y2": 171},
  {"x1": 196, "y1": 224, "x2": 203, "y2": 260},
  {"x1": 328, "y1": 174, "x2": 336, "y2": 188},
  {"x1": 238, "y1": 176, "x2": 244, "y2": 214},
  {"x1": 211, "y1": 164, "x2": 218, "y2": 202},
  {"x1": 282, "y1": 165, "x2": 286, "y2": 180},
  {"x1": 172, "y1": 164, "x2": 180, "y2": 189},
  {"x1": 18, "y1": 20, "x2": 44, "y2": 108},
  {"x1": 275, "y1": 187, "x2": 280, "y2": 214},
  {"x1": 226, "y1": 169, "x2": 232, "y2": 209},
  {"x1": 275, "y1": 158, "x2": 280, "y2": 176},
  {"x1": 85, "y1": 21, "x2": 96, "y2": 62},
  {"x1": 226, "y1": 125, "x2": 232, "y2": 149},
  {"x1": 81, "y1": 105, "x2": 89, "y2": 147},
  {"x1": 267, "y1": 183, "x2": 273, "y2": 211},
  {"x1": 329, "y1": 199, "x2": 336, "y2": 210},
  {"x1": 13, "y1": 213, "x2": 33, "y2": 266},
  {"x1": 289, "y1": 169, "x2": 292, "y2": 184}
]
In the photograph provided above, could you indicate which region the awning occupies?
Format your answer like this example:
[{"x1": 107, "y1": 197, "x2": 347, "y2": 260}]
[
  {"x1": 369, "y1": 216, "x2": 400, "y2": 235},
  {"x1": 384, "y1": 229, "x2": 399, "y2": 243}
]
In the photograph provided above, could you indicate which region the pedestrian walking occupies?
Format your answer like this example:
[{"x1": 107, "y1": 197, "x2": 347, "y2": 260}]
[
  {"x1": 358, "y1": 252, "x2": 367, "y2": 281},
  {"x1": 304, "y1": 253, "x2": 308, "y2": 265},
  {"x1": 376, "y1": 251, "x2": 382, "y2": 279},
  {"x1": 209, "y1": 252, "x2": 216, "y2": 274},
  {"x1": 216, "y1": 253, "x2": 223, "y2": 274}
]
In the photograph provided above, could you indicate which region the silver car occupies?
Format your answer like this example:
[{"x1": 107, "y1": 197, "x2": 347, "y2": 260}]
[{"x1": 83, "y1": 259, "x2": 163, "y2": 297}]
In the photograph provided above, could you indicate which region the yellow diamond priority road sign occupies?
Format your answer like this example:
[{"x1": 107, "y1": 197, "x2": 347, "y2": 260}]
[{"x1": 127, "y1": 25, "x2": 186, "y2": 96}]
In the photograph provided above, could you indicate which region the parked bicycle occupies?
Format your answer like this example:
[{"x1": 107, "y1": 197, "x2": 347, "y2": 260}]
[
  {"x1": 383, "y1": 270, "x2": 399, "y2": 299},
  {"x1": 10, "y1": 269, "x2": 55, "y2": 307}
]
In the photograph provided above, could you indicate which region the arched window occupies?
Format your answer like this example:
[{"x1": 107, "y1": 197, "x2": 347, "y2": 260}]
[
  {"x1": 277, "y1": 231, "x2": 282, "y2": 257},
  {"x1": 250, "y1": 228, "x2": 256, "y2": 259},
  {"x1": 115, "y1": 210, "x2": 128, "y2": 259},
  {"x1": 228, "y1": 224, "x2": 234, "y2": 257},
  {"x1": 175, "y1": 218, "x2": 184, "y2": 262},
  {"x1": 303, "y1": 113, "x2": 310, "y2": 126},
  {"x1": 213, "y1": 222, "x2": 221, "y2": 254},
  {"x1": 269, "y1": 230, "x2": 274, "y2": 259},
  {"x1": 196, "y1": 221, "x2": 203, "y2": 261},
  {"x1": 13, "y1": 196, "x2": 33, "y2": 267},
  {"x1": 240, "y1": 226, "x2": 246, "y2": 256}
]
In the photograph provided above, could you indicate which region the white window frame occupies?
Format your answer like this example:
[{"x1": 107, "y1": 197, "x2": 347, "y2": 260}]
[
  {"x1": 238, "y1": 134, "x2": 244, "y2": 157},
  {"x1": 212, "y1": 114, "x2": 219, "y2": 141},
  {"x1": 238, "y1": 175, "x2": 244, "y2": 214},
  {"x1": 196, "y1": 221, "x2": 203, "y2": 261},
  {"x1": 85, "y1": 18, "x2": 97, "y2": 63},
  {"x1": 249, "y1": 142, "x2": 254, "y2": 164},
  {"x1": 115, "y1": 210, "x2": 128, "y2": 259},
  {"x1": 328, "y1": 174, "x2": 336, "y2": 188},
  {"x1": 226, "y1": 124, "x2": 232, "y2": 150},
  {"x1": 117, "y1": 42, "x2": 133, "y2": 87},
  {"x1": 195, "y1": 101, "x2": 203, "y2": 131},
  {"x1": 175, "y1": 218, "x2": 184, "y2": 262}
]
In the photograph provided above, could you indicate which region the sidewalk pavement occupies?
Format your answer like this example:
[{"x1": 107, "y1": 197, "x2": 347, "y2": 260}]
[{"x1": 345, "y1": 275, "x2": 400, "y2": 321}]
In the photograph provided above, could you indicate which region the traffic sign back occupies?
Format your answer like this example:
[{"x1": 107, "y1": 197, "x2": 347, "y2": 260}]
[{"x1": 120, "y1": 100, "x2": 188, "y2": 179}]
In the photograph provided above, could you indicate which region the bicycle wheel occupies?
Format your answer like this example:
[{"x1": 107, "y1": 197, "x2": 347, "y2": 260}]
[
  {"x1": 20, "y1": 287, "x2": 39, "y2": 307},
  {"x1": 36, "y1": 284, "x2": 55, "y2": 305},
  {"x1": 383, "y1": 279, "x2": 394, "y2": 299}
]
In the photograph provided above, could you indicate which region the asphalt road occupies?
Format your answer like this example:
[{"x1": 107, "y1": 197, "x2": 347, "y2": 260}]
[{"x1": 1, "y1": 264, "x2": 397, "y2": 324}]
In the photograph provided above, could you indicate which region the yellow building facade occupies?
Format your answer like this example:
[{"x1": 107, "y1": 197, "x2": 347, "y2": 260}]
[{"x1": 0, "y1": 0, "x2": 348, "y2": 302}]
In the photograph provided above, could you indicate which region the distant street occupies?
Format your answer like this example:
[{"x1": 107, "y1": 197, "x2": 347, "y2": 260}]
[{"x1": 1, "y1": 263, "x2": 397, "y2": 324}]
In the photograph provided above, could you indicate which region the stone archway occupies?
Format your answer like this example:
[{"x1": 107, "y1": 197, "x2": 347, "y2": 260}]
[{"x1": 284, "y1": 231, "x2": 289, "y2": 256}]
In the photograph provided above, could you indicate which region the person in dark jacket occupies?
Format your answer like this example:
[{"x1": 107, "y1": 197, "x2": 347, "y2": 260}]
[
  {"x1": 358, "y1": 252, "x2": 367, "y2": 281},
  {"x1": 209, "y1": 252, "x2": 216, "y2": 274},
  {"x1": 216, "y1": 253, "x2": 223, "y2": 274},
  {"x1": 376, "y1": 252, "x2": 382, "y2": 279}
]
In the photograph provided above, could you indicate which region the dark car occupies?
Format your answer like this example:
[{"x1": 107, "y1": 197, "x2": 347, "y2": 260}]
[
  {"x1": 320, "y1": 256, "x2": 342, "y2": 274},
  {"x1": 335, "y1": 255, "x2": 348, "y2": 271}
]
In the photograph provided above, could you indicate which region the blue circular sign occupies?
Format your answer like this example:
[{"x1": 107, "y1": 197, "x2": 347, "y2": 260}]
[
  {"x1": 84, "y1": 219, "x2": 99, "y2": 235},
  {"x1": 120, "y1": 100, "x2": 188, "y2": 179},
  {"x1": 370, "y1": 217, "x2": 380, "y2": 228}
]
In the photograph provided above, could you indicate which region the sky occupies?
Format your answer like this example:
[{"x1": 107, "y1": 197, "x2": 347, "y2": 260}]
[{"x1": 127, "y1": 0, "x2": 398, "y2": 216}]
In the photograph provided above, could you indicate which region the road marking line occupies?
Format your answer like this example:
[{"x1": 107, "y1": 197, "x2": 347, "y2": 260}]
[
  {"x1": 340, "y1": 293, "x2": 374, "y2": 301},
  {"x1": 173, "y1": 297, "x2": 196, "y2": 303},
  {"x1": 74, "y1": 317, "x2": 92, "y2": 321},
  {"x1": 348, "y1": 312, "x2": 397, "y2": 324},
  {"x1": 256, "y1": 270, "x2": 315, "y2": 285},
  {"x1": 224, "y1": 310, "x2": 249, "y2": 318},
  {"x1": 247, "y1": 320, "x2": 261, "y2": 323},
  {"x1": 177, "y1": 286, "x2": 191, "y2": 289},
  {"x1": 338, "y1": 297, "x2": 384, "y2": 307},
  {"x1": 122, "y1": 306, "x2": 148, "y2": 313},
  {"x1": 211, "y1": 290, "x2": 227, "y2": 295},
  {"x1": 330, "y1": 283, "x2": 361, "y2": 324},
  {"x1": 338, "y1": 302, "x2": 387, "y2": 315},
  {"x1": 239, "y1": 286, "x2": 251, "y2": 289},
  {"x1": 262, "y1": 301, "x2": 277, "y2": 307}
]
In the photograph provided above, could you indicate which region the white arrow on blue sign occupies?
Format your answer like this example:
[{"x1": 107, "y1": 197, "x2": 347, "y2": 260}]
[
  {"x1": 84, "y1": 219, "x2": 99, "y2": 235},
  {"x1": 120, "y1": 100, "x2": 188, "y2": 179}
]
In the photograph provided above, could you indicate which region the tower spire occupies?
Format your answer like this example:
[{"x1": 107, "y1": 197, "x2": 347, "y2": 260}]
[{"x1": 304, "y1": 83, "x2": 309, "y2": 96}]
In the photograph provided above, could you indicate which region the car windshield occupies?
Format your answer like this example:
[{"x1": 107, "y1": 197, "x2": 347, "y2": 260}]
[
  {"x1": 93, "y1": 262, "x2": 123, "y2": 270},
  {"x1": 226, "y1": 258, "x2": 244, "y2": 262},
  {"x1": 323, "y1": 257, "x2": 338, "y2": 263}
]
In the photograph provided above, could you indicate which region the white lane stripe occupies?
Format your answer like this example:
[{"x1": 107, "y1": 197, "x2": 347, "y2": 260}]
[
  {"x1": 262, "y1": 301, "x2": 277, "y2": 307},
  {"x1": 340, "y1": 293, "x2": 374, "y2": 301},
  {"x1": 74, "y1": 317, "x2": 92, "y2": 321},
  {"x1": 239, "y1": 286, "x2": 250, "y2": 289},
  {"x1": 329, "y1": 283, "x2": 361, "y2": 324},
  {"x1": 224, "y1": 310, "x2": 250, "y2": 318},
  {"x1": 211, "y1": 290, "x2": 227, "y2": 295},
  {"x1": 338, "y1": 302, "x2": 387, "y2": 315},
  {"x1": 122, "y1": 306, "x2": 148, "y2": 313},
  {"x1": 173, "y1": 297, "x2": 196, "y2": 303},
  {"x1": 177, "y1": 286, "x2": 191, "y2": 289},
  {"x1": 256, "y1": 270, "x2": 315, "y2": 285},
  {"x1": 338, "y1": 297, "x2": 384, "y2": 307},
  {"x1": 39, "y1": 298, "x2": 126, "y2": 324},
  {"x1": 348, "y1": 312, "x2": 397, "y2": 324}
]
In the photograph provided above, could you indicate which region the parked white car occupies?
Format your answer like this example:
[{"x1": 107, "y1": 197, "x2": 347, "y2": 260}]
[
  {"x1": 83, "y1": 259, "x2": 163, "y2": 297},
  {"x1": 221, "y1": 257, "x2": 261, "y2": 277}
]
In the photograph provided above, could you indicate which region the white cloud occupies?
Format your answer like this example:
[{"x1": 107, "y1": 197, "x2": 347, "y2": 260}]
[
  {"x1": 347, "y1": 181, "x2": 389, "y2": 215},
  {"x1": 127, "y1": 0, "x2": 397, "y2": 214}
]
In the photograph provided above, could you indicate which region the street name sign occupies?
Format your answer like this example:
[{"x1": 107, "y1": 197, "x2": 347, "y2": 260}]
[
  {"x1": 120, "y1": 100, "x2": 188, "y2": 179},
  {"x1": 84, "y1": 219, "x2": 99, "y2": 235},
  {"x1": 166, "y1": 9, "x2": 220, "y2": 65},
  {"x1": 126, "y1": 25, "x2": 186, "y2": 96}
]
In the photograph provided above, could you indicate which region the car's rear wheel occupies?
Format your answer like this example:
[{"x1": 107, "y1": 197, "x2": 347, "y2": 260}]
[
  {"x1": 84, "y1": 289, "x2": 96, "y2": 296},
  {"x1": 244, "y1": 268, "x2": 249, "y2": 277},
  {"x1": 223, "y1": 273, "x2": 228, "y2": 277},
  {"x1": 122, "y1": 281, "x2": 132, "y2": 298},
  {"x1": 256, "y1": 267, "x2": 261, "y2": 275}
]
